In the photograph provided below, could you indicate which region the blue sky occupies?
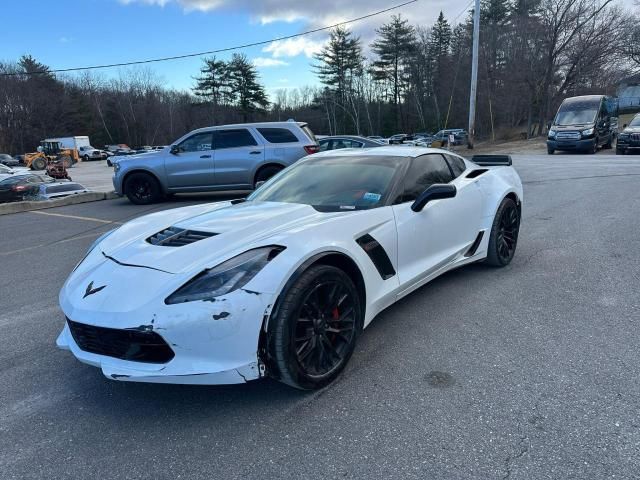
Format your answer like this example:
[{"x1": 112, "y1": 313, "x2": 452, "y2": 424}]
[{"x1": 4, "y1": 0, "x2": 634, "y2": 97}]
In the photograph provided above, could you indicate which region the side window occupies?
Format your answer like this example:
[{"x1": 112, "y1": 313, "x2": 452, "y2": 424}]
[
  {"x1": 395, "y1": 154, "x2": 454, "y2": 204},
  {"x1": 214, "y1": 129, "x2": 258, "y2": 149},
  {"x1": 178, "y1": 132, "x2": 213, "y2": 152},
  {"x1": 444, "y1": 154, "x2": 466, "y2": 178},
  {"x1": 257, "y1": 128, "x2": 298, "y2": 144},
  {"x1": 319, "y1": 140, "x2": 330, "y2": 151}
]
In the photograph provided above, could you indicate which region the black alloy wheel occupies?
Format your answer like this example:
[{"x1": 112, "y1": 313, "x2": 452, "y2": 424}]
[
  {"x1": 293, "y1": 280, "x2": 357, "y2": 378},
  {"x1": 485, "y1": 197, "x2": 520, "y2": 267},
  {"x1": 267, "y1": 265, "x2": 361, "y2": 390},
  {"x1": 124, "y1": 172, "x2": 161, "y2": 205}
]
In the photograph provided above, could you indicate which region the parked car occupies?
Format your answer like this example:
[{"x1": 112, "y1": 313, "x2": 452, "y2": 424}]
[
  {"x1": 27, "y1": 181, "x2": 89, "y2": 201},
  {"x1": 78, "y1": 146, "x2": 108, "y2": 162},
  {"x1": 0, "y1": 173, "x2": 55, "y2": 203},
  {"x1": 318, "y1": 136, "x2": 384, "y2": 151},
  {"x1": 388, "y1": 134, "x2": 413, "y2": 144},
  {"x1": 367, "y1": 135, "x2": 385, "y2": 142},
  {"x1": 432, "y1": 129, "x2": 467, "y2": 146},
  {"x1": 0, "y1": 154, "x2": 20, "y2": 167},
  {"x1": 616, "y1": 112, "x2": 640, "y2": 155},
  {"x1": 57, "y1": 147, "x2": 523, "y2": 389},
  {"x1": 113, "y1": 121, "x2": 319, "y2": 204},
  {"x1": 0, "y1": 164, "x2": 30, "y2": 176},
  {"x1": 547, "y1": 95, "x2": 615, "y2": 154}
]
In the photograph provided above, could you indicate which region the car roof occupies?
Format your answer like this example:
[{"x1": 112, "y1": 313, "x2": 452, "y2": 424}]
[
  {"x1": 189, "y1": 121, "x2": 307, "y2": 134},
  {"x1": 320, "y1": 135, "x2": 375, "y2": 141},
  {"x1": 309, "y1": 146, "x2": 463, "y2": 160}
]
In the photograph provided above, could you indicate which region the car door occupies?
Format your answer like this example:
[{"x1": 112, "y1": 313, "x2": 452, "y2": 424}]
[
  {"x1": 392, "y1": 153, "x2": 483, "y2": 291},
  {"x1": 165, "y1": 131, "x2": 215, "y2": 190},
  {"x1": 212, "y1": 128, "x2": 263, "y2": 188}
]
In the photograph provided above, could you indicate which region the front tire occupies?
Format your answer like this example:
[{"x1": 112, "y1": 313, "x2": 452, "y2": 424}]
[
  {"x1": 485, "y1": 197, "x2": 520, "y2": 267},
  {"x1": 267, "y1": 265, "x2": 362, "y2": 390},
  {"x1": 124, "y1": 172, "x2": 162, "y2": 205},
  {"x1": 616, "y1": 147, "x2": 625, "y2": 155},
  {"x1": 547, "y1": 147, "x2": 555, "y2": 155}
]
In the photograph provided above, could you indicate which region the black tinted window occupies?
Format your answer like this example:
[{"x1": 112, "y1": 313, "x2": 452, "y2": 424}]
[
  {"x1": 395, "y1": 154, "x2": 453, "y2": 203},
  {"x1": 178, "y1": 132, "x2": 213, "y2": 152},
  {"x1": 444, "y1": 154, "x2": 466, "y2": 177},
  {"x1": 258, "y1": 128, "x2": 298, "y2": 143},
  {"x1": 214, "y1": 129, "x2": 257, "y2": 149}
]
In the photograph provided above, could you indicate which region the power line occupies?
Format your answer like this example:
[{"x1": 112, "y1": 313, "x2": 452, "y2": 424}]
[{"x1": 2, "y1": 0, "x2": 418, "y2": 77}]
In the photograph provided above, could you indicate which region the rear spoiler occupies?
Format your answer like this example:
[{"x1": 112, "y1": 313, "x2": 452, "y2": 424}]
[{"x1": 471, "y1": 155, "x2": 512, "y2": 166}]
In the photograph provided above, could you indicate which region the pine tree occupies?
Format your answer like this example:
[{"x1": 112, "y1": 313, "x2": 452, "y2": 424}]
[
  {"x1": 314, "y1": 26, "x2": 363, "y2": 95},
  {"x1": 193, "y1": 56, "x2": 231, "y2": 123},
  {"x1": 370, "y1": 15, "x2": 417, "y2": 130},
  {"x1": 227, "y1": 54, "x2": 269, "y2": 122}
]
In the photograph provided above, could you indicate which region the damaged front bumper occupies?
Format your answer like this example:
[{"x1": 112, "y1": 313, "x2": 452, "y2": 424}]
[{"x1": 57, "y1": 265, "x2": 276, "y2": 384}]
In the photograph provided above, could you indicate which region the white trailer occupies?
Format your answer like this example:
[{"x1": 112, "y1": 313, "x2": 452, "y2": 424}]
[{"x1": 45, "y1": 136, "x2": 91, "y2": 151}]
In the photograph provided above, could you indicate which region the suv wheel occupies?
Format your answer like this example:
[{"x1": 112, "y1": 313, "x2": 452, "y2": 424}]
[
  {"x1": 124, "y1": 172, "x2": 161, "y2": 205},
  {"x1": 254, "y1": 165, "x2": 283, "y2": 188}
]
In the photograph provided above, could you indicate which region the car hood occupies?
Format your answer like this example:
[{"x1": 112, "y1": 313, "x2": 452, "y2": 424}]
[
  {"x1": 622, "y1": 126, "x2": 640, "y2": 134},
  {"x1": 100, "y1": 201, "x2": 351, "y2": 274}
]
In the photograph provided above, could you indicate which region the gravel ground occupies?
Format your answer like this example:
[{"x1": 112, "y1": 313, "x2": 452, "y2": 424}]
[{"x1": 1, "y1": 152, "x2": 639, "y2": 479}]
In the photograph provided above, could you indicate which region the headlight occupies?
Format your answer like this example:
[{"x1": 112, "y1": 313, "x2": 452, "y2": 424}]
[
  {"x1": 548, "y1": 129, "x2": 556, "y2": 138},
  {"x1": 165, "y1": 246, "x2": 285, "y2": 304},
  {"x1": 582, "y1": 128, "x2": 594, "y2": 136},
  {"x1": 618, "y1": 133, "x2": 629, "y2": 139}
]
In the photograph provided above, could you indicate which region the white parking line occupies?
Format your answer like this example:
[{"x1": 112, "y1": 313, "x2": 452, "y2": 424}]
[{"x1": 29, "y1": 210, "x2": 121, "y2": 225}]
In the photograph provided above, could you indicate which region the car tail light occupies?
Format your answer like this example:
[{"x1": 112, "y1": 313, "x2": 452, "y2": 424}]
[{"x1": 304, "y1": 145, "x2": 320, "y2": 155}]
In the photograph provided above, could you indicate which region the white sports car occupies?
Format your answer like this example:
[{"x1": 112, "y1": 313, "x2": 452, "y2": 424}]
[{"x1": 57, "y1": 147, "x2": 523, "y2": 390}]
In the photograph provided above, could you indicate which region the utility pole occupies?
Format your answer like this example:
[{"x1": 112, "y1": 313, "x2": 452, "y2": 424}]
[{"x1": 467, "y1": 0, "x2": 481, "y2": 149}]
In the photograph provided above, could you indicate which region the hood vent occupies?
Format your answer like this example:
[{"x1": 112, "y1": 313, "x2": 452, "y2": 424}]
[{"x1": 146, "y1": 226, "x2": 217, "y2": 247}]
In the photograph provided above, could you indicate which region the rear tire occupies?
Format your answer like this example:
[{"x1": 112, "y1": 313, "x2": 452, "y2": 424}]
[
  {"x1": 83, "y1": 155, "x2": 90, "y2": 162},
  {"x1": 267, "y1": 265, "x2": 362, "y2": 390},
  {"x1": 31, "y1": 157, "x2": 47, "y2": 170},
  {"x1": 124, "y1": 172, "x2": 162, "y2": 205},
  {"x1": 254, "y1": 165, "x2": 283, "y2": 188},
  {"x1": 485, "y1": 197, "x2": 520, "y2": 267}
]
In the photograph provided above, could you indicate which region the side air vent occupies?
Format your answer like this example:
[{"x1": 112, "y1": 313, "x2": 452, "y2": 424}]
[
  {"x1": 464, "y1": 231, "x2": 485, "y2": 257},
  {"x1": 356, "y1": 234, "x2": 396, "y2": 280},
  {"x1": 146, "y1": 226, "x2": 217, "y2": 247},
  {"x1": 466, "y1": 169, "x2": 488, "y2": 179}
]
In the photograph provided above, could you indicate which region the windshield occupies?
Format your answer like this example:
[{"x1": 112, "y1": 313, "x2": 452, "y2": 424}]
[
  {"x1": 554, "y1": 100, "x2": 599, "y2": 125},
  {"x1": 248, "y1": 155, "x2": 405, "y2": 212},
  {"x1": 629, "y1": 116, "x2": 640, "y2": 127}
]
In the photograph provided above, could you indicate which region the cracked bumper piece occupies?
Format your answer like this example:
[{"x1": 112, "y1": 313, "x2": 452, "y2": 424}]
[{"x1": 58, "y1": 272, "x2": 273, "y2": 384}]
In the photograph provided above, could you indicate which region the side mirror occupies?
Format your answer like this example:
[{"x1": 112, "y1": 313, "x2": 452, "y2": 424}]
[
  {"x1": 411, "y1": 184, "x2": 457, "y2": 212},
  {"x1": 170, "y1": 145, "x2": 180, "y2": 154}
]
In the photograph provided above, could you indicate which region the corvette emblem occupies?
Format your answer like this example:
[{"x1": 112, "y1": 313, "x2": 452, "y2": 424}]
[{"x1": 83, "y1": 281, "x2": 106, "y2": 299}]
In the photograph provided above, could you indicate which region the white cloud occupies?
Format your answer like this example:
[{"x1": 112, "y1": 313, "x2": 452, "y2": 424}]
[
  {"x1": 262, "y1": 37, "x2": 325, "y2": 59},
  {"x1": 252, "y1": 57, "x2": 289, "y2": 68}
]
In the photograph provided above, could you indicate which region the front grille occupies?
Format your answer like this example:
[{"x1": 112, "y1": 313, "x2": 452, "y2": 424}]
[
  {"x1": 631, "y1": 133, "x2": 640, "y2": 142},
  {"x1": 556, "y1": 131, "x2": 581, "y2": 140},
  {"x1": 146, "y1": 226, "x2": 217, "y2": 247},
  {"x1": 67, "y1": 319, "x2": 175, "y2": 363}
]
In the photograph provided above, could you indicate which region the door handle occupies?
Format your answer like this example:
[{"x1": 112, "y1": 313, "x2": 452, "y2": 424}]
[
  {"x1": 200, "y1": 154, "x2": 212, "y2": 158},
  {"x1": 250, "y1": 151, "x2": 261, "y2": 155}
]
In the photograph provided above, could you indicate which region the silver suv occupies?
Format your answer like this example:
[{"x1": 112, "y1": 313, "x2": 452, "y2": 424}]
[{"x1": 112, "y1": 121, "x2": 318, "y2": 204}]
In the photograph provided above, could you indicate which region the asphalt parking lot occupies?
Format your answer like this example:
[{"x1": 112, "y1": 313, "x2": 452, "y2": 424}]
[{"x1": 2, "y1": 153, "x2": 640, "y2": 479}]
